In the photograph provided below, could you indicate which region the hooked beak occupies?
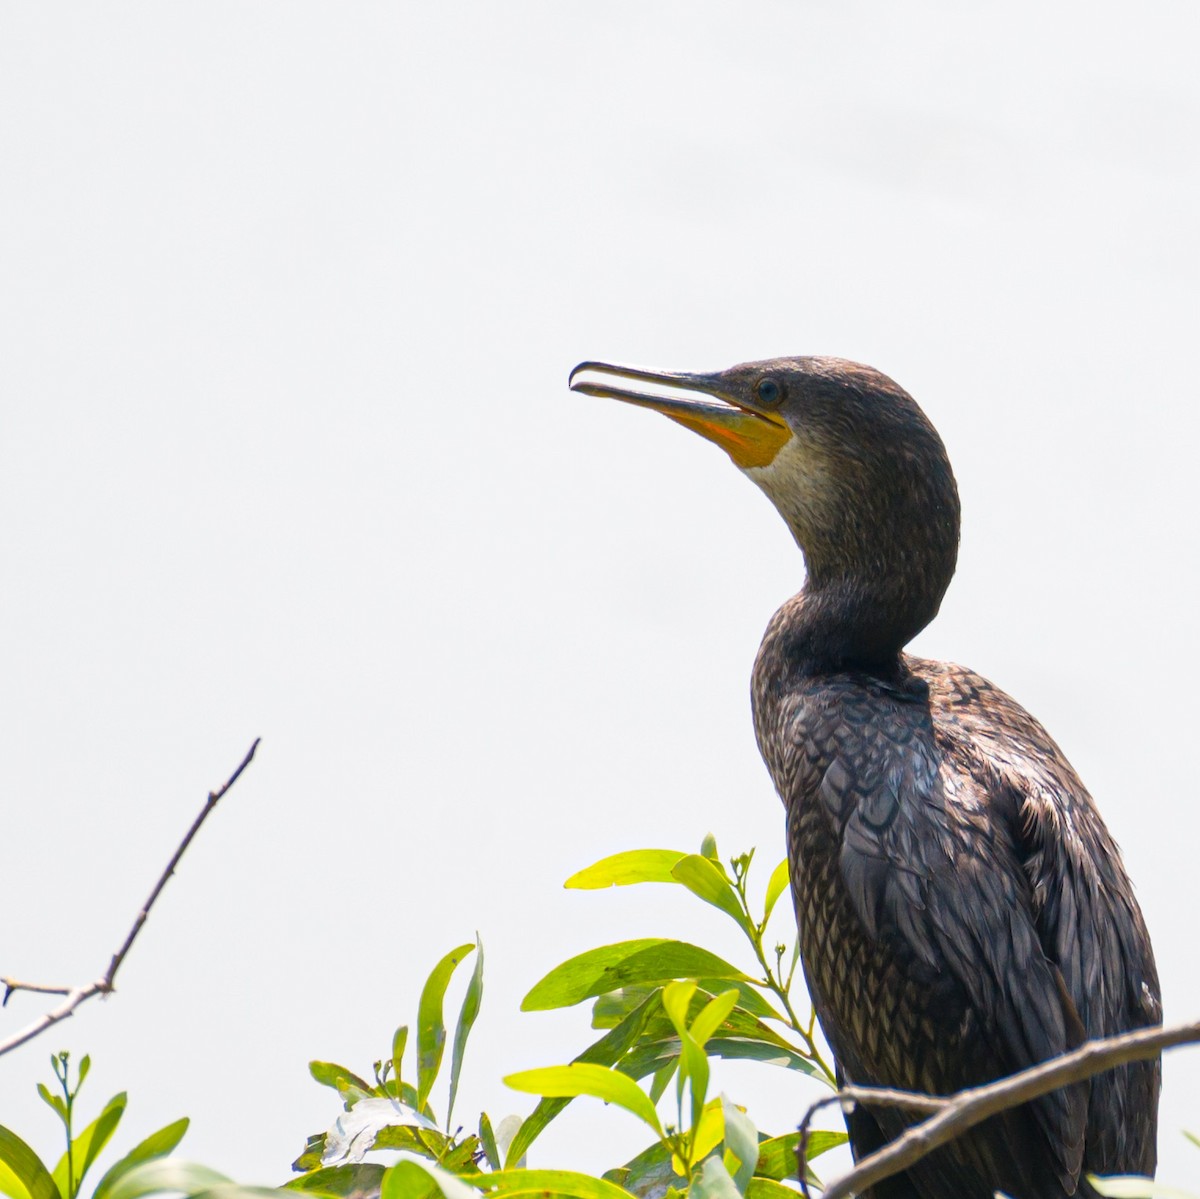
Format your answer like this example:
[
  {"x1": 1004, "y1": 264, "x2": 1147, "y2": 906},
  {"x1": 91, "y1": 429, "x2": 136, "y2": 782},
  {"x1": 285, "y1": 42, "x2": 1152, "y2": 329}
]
[{"x1": 568, "y1": 361, "x2": 791, "y2": 469}]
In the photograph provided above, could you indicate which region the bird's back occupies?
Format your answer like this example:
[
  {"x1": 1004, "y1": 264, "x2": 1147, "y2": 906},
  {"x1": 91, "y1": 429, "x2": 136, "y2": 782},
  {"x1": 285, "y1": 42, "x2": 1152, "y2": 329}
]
[{"x1": 752, "y1": 605, "x2": 1160, "y2": 1198}]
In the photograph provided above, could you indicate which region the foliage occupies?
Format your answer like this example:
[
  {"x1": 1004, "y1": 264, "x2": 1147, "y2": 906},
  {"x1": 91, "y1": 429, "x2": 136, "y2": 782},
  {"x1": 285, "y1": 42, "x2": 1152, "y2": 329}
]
[
  {"x1": 0, "y1": 1051, "x2": 197, "y2": 1199},
  {"x1": 288, "y1": 837, "x2": 846, "y2": 1199}
]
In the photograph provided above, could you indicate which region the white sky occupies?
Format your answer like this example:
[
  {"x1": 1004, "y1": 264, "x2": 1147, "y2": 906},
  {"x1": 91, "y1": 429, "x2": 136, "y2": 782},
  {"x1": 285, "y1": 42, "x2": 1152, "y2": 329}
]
[{"x1": 1, "y1": 0, "x2": 1198, "y2": 1189}]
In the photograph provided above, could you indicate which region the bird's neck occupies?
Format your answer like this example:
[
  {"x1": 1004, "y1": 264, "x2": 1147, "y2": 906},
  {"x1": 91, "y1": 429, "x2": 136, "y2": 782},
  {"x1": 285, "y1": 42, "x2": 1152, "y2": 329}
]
[{"x1": 770, "y1": 566, "x2": 948, "y2": 680}]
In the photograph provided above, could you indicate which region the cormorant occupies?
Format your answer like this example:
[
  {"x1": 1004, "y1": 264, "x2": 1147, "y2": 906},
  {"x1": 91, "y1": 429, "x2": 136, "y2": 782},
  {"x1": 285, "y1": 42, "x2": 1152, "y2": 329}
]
[{"x1": 569, "y1": 356, "x2": 1160, "y2": 1199}]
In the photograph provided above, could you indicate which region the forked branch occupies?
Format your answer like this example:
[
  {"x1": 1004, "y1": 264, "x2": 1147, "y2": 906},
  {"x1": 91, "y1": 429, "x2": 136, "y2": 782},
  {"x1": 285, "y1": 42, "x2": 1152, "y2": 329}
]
[
  {"x1": 804, "y1": 1019, "x2": 1200, "y2": 1199},
  {"x1": 0, "y1": 739, "x2": 261, "y2": 1057}
]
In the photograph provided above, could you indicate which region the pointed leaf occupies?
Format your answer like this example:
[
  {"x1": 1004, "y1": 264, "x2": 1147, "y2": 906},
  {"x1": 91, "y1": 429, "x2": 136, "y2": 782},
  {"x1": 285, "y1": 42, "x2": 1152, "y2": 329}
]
[
  {"x1": 746, "y1": 1181, "x2": 806, "y2": 1199},
  {"x1": 505, "y1": 991, "x2": 660, "y2": 1167},
  {"x1": 565, "y1": 850, "x2": 687, "y2": 889},
  {"x1": 504, "y1": 1064, "x2": 661, "y2": 1134},
  {"x1": 282, "y1": 1164, "x2": 386, "y2": 1198},
  {"x1": 309, "y1": 1063, "x2": 375, "y2": 1096},
  {"x1": 700, "y1": 834, "x2": 719, "y2": 860},
  {"x1": 689, "y1": 990, "x2": 740, "y2": 1049},
  {"x1": 523, "y1": 940, "x2": 749, "y2": 1012},
  {"x1": 762, "y1": 861, "x2": 791, "y2": 926},
  {"x1": 92, "y1": 1121, "x2": 190, "y2": 1199},
  {"x1": 104, "y1": 1160, "x2": 229, "y2": 1199},
  {"x1": 591, "y1": 987, "x2": 658, "y2": 1030},
  {"x1": 417, "y1": 944, "x2": 476, "y2": 1111},
  {"x1": 756, "y1": 1131, "x2": 846, "y2": 1181},
  {"x1": 447, "y1": 937, "x2": 485, "y2": 1128},
  {"x1": 721, "y1": 1097, "x2": 757, "y2": 1192},
  {"x1": 54, "y1": 1092, "x2": 126, "y2": 1197},
  {"x1": 661, "y1": 981, "x2": 697, "y2": 1036},
  {"x1": 704, "y1": 1038, "x2": 825, "y2": 1076},
  {"x1": 670, "y1": 857, "x2": 749, "y2": 931},
  {"x1": 690, "y1": 1099, "x2": 726, "y2": 1165},
  {"x1": 477, "y1": 1116, "x2": 500, "y2": 1172},
  {"x1": 36, "y1": 1087, "x2": 68, "y2": 1128},
  {"x1": 689, "y1": 1157, "x2": 740, "y2": 1199},
  {"x1": 0, "y1": 1128, "x2": 58, "y2": 1199},
  {"x1": 696, "y1": 981, "x2": 783, "y2": 1024},
  {"x1": 648, "y1": 1060, "x2": 676, "y2": 1106},
  {"x1": 481, "y1": 1170, "x2": 638, "y2": 1199},
  {"x1": 601, "y1": 1141, "x2": 682, "y2": 1199},
  {"x1": 391, "y1": 1028, "x2": 408, "y2": 1095}
]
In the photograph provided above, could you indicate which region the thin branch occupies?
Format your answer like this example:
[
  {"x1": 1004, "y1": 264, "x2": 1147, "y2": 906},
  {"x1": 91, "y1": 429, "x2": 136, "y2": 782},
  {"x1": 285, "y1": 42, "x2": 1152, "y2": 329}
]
[
  {"x1": 1, "y1": 979, "x2": 73, "y2": 1005},
  {"x1": 806, "y1": 1018, "x2": 1200, "y2": 1199},
  {"x1": 0, "y1": 739, "x2": 261, "y2": 1058}
]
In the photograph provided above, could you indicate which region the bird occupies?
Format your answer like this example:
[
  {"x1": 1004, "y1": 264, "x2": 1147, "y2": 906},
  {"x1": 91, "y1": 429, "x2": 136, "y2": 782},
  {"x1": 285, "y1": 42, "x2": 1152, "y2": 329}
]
[{"x1": 569, "y1": 356, "x2": 1161, "y2": 1199}]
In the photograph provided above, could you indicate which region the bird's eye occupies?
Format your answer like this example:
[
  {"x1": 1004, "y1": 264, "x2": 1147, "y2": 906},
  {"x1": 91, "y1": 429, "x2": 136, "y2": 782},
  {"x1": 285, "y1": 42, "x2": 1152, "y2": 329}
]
[{"x1": 755, "y1": 377, "x2": 784, "y2": 406}]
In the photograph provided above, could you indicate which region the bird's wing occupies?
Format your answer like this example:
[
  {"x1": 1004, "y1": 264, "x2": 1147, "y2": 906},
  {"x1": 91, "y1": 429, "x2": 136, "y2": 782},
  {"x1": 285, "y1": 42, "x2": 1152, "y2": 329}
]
[
  {"x1": 915, "y1": 658, "x2": 1162, "y2": 1176},
  {"x1": 808, "y1": 676, "x2": 1088, "y2": 1194}
]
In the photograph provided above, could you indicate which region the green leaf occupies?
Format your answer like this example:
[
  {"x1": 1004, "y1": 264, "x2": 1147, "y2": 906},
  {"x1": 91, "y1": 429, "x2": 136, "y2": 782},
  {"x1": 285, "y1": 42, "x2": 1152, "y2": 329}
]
[
  {"x1": 648, "y1": 1060, "x2": 676, "y2": 1106},
  {"x1": 669, "y1": 857, "x2": 749, "y2": 932},
  {"x1": 447, "y1": 936, "x2": 485, "y2": 1127},
  {"x1": 104, "y1": 1160, "x2": 230, "y2": 1199},
  {"x1": 477, "y1": 1115, "x2": 500, "y2": 1172},
  {"x1": 756, "y1": 1131, "x2": 847, "y2": 1181},
  {"x1": 504, "y1": 1064, "x2": 661, "y2": 1135},
  {"x1": 481, "y1": 1170, "x2": 637, "y2": 1199},
  {"x1": 703, "y1": 1039, "x2": 825, "y2": 1076},
  {"x1": 745, "y1": 1180, "x2": 805, "y2": 1199},
  {"x1": 379, "y1": 1163, "x2": 436, "y2": 1199},
  {"x1": 0, "y1": 1127, "x2": 59, "y2": 1199},
  {"x1": 92, "y1": 1121, "x2": 190, "y2": 1199},
  {"x1": 689, "y1": 990, "x2": 740, "y2": 1049},
  {"x1": 591, "y1": 987, "x2": 658, "y2": 1030},
  {"x1": 1088, "y1": 1180, "x2": 1195, "y2": 1199},
  {"x1": 689, "y1": 1157, "x2": 740, "y2": 1199},
  {"x1": 392, "y1": 1028, "x2": 409, "y2": 1094},
  {"x1": 417, "y1": 943, "x2": 476, "y2": 1111},
  {"x1": 522, "y1": 940, "x2": 748, "y2": 1012},
  {"x1": 689, "y1": 1099, "x2": 726, "y2": 1167},
  {"x1": 1183, "y1": 1130, "x2": 1200, "y2": 1151},
  {"x1": 309, "y1": 1063, "x2": 375, "y2": 1096},
  {"x1": 721, "y1": 1096, "x2": 758, "y2": 1192},
  {"x1": 762, "y1": 861, "x2": 790, "y2": 926},
  {"x1": 53, "y1": 1092, "x2": 127, "y2": 1198},
  {"x1": 291, "y1": 1137, "x2": 327, "y2": 1175},
  {"x1": 695, "y1": 981, "x2": 783, "y2": 1024},
  {"x1": 36, "y1": 1087, "x2": 67, "y2": 1129},
  {"x1": 283, "y1": 1165, "x2": 386, "y2": 1197},
  {"x1": 505, "y1": 991, "x2": 660, "y2": 1166},
  {"x1": 661, "y1": 981, "x2": 697, "y2": 1035},
  {"x1": 565, "y1": 850, "x2": 688, "y2": 889},
  {"x1": 602, "y1": 1141, "x2": 683, "y2": 1199},
  {"x1": 382, "y1": 1157, "x2": 478, "y2": 1199},
  {"x1": 700, "y1": 834, "x2": 719, "y2": 860}
]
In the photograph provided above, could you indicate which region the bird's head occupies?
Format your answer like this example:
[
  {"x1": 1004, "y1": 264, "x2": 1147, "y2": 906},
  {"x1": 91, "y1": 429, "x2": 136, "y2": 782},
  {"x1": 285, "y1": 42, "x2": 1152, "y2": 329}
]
[{"x1": 570, "y1": 356, "x2": 961, "y2": 664}]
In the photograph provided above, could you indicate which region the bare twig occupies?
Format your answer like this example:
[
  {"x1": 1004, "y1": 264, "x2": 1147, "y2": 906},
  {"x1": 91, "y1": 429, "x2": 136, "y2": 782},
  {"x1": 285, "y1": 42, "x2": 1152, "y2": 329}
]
[
  {"x1": 806, "y1": 1018, "x2": 1200, "y2": 1199},
  {"x1": 0, "y1": 739, "x2": 261, "y2": 1058},
  {"x1": 1, "y1": 980, "x2": 73, "y2": 1005}
]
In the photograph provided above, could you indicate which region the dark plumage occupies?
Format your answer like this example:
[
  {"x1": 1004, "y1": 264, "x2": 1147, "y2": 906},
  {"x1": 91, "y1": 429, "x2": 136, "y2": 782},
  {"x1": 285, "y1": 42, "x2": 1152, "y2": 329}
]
[{"x1": 570, "y1": 356, "x2": 1160, "y2": 1199}]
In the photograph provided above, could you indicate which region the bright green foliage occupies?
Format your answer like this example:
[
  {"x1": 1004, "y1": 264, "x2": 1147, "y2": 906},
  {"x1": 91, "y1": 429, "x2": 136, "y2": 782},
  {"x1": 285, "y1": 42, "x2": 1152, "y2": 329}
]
[
  {"x1": 287, "y1": 836, "x2": 848, "y2": 1199},
  {"x1": 0, "y1": 1053, "x2": 191, "y2": 1199},
  {"x1": 8, "y1": 830, "x2": 1177, "y2": 1199}
]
